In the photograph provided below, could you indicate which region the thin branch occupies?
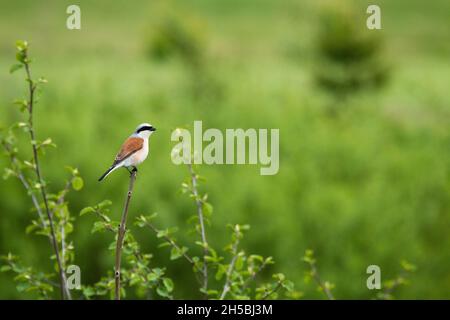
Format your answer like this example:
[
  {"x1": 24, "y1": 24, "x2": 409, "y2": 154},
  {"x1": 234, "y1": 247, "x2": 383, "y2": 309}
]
[
  {"x1": 261, "y1": 281, "x2": 282, "y2": 300},
  {"x1": 187, "y1": 163, "x2": 209, "y2": 297},
  {"x1": 220, "y1": 237, "x2": 240, "y2": 300},
  {"x1": 4, "y1": 259, "x2": 60, "y2": 288},
  {"x1": 55, "y1": 179, "x2": 72, "y2": 271},
  {"x1": 60, "y1": 223, "x2": 66, "y2": 268},
  {"x1": 143, "y1": 220, "x2": 203, "y2": 286},
  {"x1": 1, "y1": 141, "x2": 47, "y2": 228},
  {"x1": 115, "y1": 169, "x2": 137, "y2": 300},
  {"x1": 143, "y1": 221, "x2": 195, "y2": 265},
  {"x1": 21, "y1": 52, "x2": 71, "y2": 300},
  {"x1": 52, "y1": 179, "x2": 72, "y2": 213},
  {"x1": 309, "y1": 262, "x2": 334, "y2": 300},
  {"x1": 241, "y1": 259, "x2": 269, "y2": 292},
  {"x1": 379, "y1": 269, "x2": 410, "y2": 300}
]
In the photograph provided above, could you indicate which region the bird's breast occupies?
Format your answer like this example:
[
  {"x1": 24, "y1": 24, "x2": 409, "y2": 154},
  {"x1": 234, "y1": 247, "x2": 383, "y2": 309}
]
[{"x1": 132, "y1": 142, "x2": 149, "y2": 165}]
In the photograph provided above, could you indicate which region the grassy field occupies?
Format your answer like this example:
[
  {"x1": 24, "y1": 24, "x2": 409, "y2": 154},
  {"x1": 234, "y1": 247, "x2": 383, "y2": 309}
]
[{"x1": 0, "y1": 0, "x2": 449, "y2": 299}]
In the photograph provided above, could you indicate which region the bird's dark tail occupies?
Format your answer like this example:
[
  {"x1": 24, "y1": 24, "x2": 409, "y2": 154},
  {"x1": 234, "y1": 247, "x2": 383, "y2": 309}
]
[{"x1": 98, "y1": 165, "x2": 116, "y2": 182}]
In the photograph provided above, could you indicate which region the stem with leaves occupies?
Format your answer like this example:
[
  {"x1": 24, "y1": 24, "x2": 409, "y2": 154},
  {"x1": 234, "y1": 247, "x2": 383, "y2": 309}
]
[
  {"x1": 1, "y1": 141, "x2": 47, "y2": 228},
  {"x1": 241, "y1": 257, "x2": 271, "y2": 292},
  {"x1": 261, "y1": 280, "x2": 283, "y2": 300},
  {"x1": 139, "y1": 217, "x2": 203, "y2": 286},
  {"x1": 13, "y1": 41, "x2": 71, "y2": 300},
  {"x1": 54, "y1": 179, "x2": 72, "y2": 272},
  {"x1": 115, "y1": 169, "x2": 137, "y2": 300},
  {"x1": 378, "y1": 260, "x2": 416, "y2": 300},
  {"x1": 187, "y1": 163, "x2": 209, "y2": 297},
  {"x1": 141, "y1": 220, "x2": 195, "y2": 266},
  {"x1": 220, "y1": 225, "x2": 242, "y2": 300},
  {"x1": 303, "y1": 250, "x2": 334, "y2": 300}
]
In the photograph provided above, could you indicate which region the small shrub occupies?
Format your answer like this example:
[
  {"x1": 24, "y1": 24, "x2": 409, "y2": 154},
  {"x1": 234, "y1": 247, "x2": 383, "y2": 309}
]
[
  {"x1": 145, "y1": 11, "x2": 206, "y2": 67},
  {"x1": 314, "y1": 2, "x2": 389, "y2": 96}
]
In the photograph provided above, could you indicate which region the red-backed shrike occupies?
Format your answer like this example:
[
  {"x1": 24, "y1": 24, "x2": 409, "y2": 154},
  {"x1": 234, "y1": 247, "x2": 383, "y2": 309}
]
[{"x1": 98, "y1": 123, "x2": 156, "y2": 181}]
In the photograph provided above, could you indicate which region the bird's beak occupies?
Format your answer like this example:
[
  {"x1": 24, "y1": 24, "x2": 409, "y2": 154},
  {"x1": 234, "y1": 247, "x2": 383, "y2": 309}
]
[{"x1": 150, "y1": 127, "x2": 156, "y2": 132}]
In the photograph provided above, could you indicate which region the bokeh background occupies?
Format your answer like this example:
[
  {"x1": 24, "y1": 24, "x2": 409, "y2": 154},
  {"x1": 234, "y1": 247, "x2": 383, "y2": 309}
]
[{"x1": 0, "y1": 0, "x2": 449, "y2": 299}]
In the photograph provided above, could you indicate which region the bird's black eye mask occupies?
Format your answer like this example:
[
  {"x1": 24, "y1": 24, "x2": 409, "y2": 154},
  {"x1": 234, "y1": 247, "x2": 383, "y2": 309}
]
[{"x1": 137, "y1": 126, "x2": 156, "y2": 133}]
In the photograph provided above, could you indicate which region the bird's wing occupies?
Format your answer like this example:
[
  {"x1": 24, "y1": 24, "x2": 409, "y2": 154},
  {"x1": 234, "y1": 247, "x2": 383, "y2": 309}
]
[{"x1": 113, "y1": 137, "x2": 144, "y2": 165}]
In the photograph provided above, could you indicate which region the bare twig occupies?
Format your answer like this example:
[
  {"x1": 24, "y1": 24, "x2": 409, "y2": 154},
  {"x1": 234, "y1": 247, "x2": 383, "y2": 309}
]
[
  {"x1": 115, "y1": 169, "x2": 137, "y2": 300},
  {"x1": 187, "y1": 163, "x2": 209, "y2": 297},
  {"x1": 20, "y1": 49, "x2": 71, "y2": 300}
]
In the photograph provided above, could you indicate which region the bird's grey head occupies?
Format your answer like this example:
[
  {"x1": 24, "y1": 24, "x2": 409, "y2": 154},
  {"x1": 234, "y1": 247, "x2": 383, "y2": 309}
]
[{"x1": 135, "y1": 123, "x2": 156, "y2": 138}]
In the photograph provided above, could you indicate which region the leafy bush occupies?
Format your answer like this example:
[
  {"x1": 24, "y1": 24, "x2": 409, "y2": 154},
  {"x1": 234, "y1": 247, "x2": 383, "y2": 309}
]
[
  {"x1": 314, "y1": 2, "x2": 389, "y2": 95},
  {"x1": 145, "y1": 10, "x2": 205, "y2": 67},
  {"x1": 1, "y1": 41, "x2": 84, "y2": 299}
]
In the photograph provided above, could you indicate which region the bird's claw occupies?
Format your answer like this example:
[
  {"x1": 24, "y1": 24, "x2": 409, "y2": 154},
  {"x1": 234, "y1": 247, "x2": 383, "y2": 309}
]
[{"x1": 127, "y1": 167, "x2": 137, "y2": 176}]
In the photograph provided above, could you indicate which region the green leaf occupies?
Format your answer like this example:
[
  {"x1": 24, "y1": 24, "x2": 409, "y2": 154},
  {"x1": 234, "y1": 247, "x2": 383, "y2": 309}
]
[
  {"x1": 249, "y1": 255, "x2": 264, "y2": 262},
  {"x1": 170, "y1": 246, "x2": 187, "y2": 260},
  {"x1": 156, "y1": 286, "x2": 170, "y2": 298},
  {"x1": 203, "y1": 202, "x2": 213, "y2": 216},
  {"x1": 37, "y1": 77, "x2": 48, "y2": 84},
  {"x1": 25, "y1": 224, "x2": 39, "y2": 234},
  {"x1": 16, "y1": 282, "x2": 29, "y2": 292},
  {"x1": 163, "y1": 278, "x2": 174, "y2": 292},
  {"x1": 147, "y1": 272, "x2": 159, "y2": 282},
  {"x1": 0, "y1": 265, "x2": 11, "y2": 272},
  {"x1": 98, "y1": 200, "x2": 112, "y2": 209},
  {"x1": 235, "y1": 254, "x2": 244, "y2": 271},
  {"x1": 273, "y1": 273, "x2": 286, "y2": 281},
  {"x1": 129, "y1": 276, "x2": 141, "y2": 286},
  {"x1": 82, "y1": 287, "x2": 95, "y2": 298},
  {"x1": 91, "y1": 221, "x2": 106, "y2": 233},
  {"x1": 170, "y1": 247, "x2": 182, "y2": 260},
  {"x1": 282, "y1": 280, "x2": 294, "y2": 292},
  {"x1": 157, "y1": 229, "x2": 169, "y2": 238},
  {"x1": 39, "y1": 138, "x2": 55, "y2": 149},
  {"x1": 215, "y1": 264, "x2": 226, "y2": 281},
  {"x1": 72, "y1": 176, "x2": 84, "y2": 191},
  {"x1": 10, "y1": 64, "x2": 23, "y2": 74},
  {"x1": 80, "y1": 207, "x2": 95, "y2": 216},
  {"x1": 400, "y1": 260, "x2": 416, "y2": 272},
  {"x1": 16, "y1": 40, "x2": 28, "y2": 51},
  {"x1": 3, "y1": 168, "x2": 16, "y2": 180},
  {"x1": 23, "y1": 160, "x2": 35, "y2": 169},
  {"x1": 13, "y1": 99, "x2": 28, "y2": 112},
  {"x1": 207, "y1": 289, "x2": 219, "y2": 296}
]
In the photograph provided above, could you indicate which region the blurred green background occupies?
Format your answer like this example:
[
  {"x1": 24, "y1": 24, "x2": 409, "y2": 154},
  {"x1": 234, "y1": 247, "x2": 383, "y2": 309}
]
[{"x1": 0, "y1": 0, "x2": 449, "y2": 299}]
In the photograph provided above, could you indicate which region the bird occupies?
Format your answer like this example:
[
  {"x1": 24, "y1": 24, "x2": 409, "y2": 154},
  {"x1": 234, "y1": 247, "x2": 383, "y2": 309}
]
[{"x1": 98, "y1": 123, "x2": 156, "y2": 181}]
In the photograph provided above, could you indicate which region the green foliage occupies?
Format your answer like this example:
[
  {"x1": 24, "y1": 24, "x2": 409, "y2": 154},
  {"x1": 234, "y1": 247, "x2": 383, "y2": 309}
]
[
  {"x1": 0, "y1": 1, "x2": 449, "y2": 300},
  {"x1": 0, "y1": 253, "x2": 54, "y2": 299},
  {"x1": 0, "y1": 41, "x2": 83, "y2": 299},
  {"x1": 303, "y1": 250, "x2": 335, "y2": 300},
  {"x1": 314, "y1": 2, "x2": 388, "y2": 96},
  {"x1": 135, "y1": 164, "x2": 296, "y2": 300},
  {"x1": 377, "y1": 260, "x2": 417, "y2": 300},
  {"x1": 80, "y1": 200, "x2": 174, "y2": 299},
  {"x1": 145, "y1": 9, "x2": 205, "y2": 66}
]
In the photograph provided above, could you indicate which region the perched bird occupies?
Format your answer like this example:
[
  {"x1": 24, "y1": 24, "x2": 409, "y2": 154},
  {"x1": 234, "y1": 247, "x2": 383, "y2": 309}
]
[{"x1": 98, "y1": 123, "x2": 156, "y2": 181}]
